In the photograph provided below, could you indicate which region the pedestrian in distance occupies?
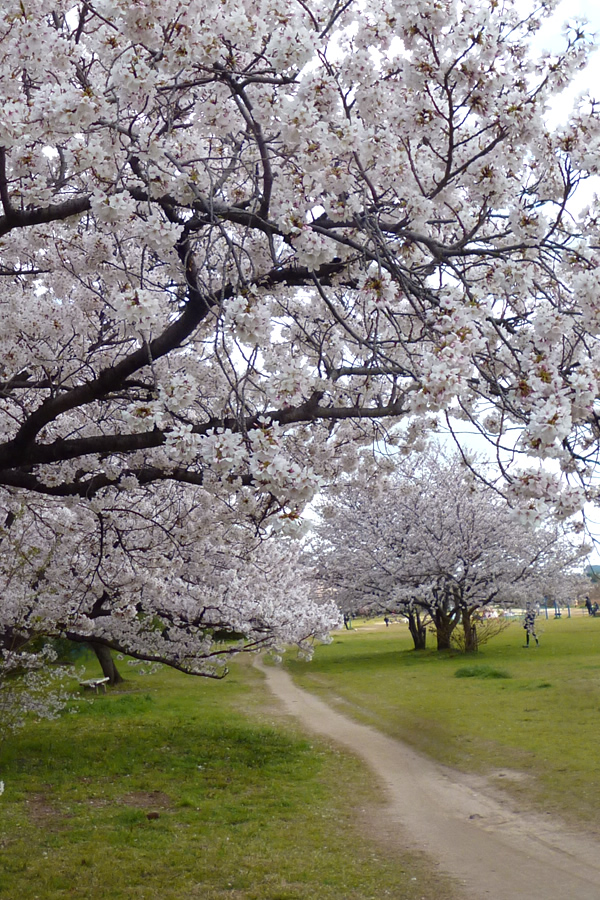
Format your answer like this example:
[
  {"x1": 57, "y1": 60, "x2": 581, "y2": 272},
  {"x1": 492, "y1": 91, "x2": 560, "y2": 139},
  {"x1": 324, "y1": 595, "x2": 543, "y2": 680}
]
[{"x1": 523, "y1": 604, "x2": 539, "y2": 647}]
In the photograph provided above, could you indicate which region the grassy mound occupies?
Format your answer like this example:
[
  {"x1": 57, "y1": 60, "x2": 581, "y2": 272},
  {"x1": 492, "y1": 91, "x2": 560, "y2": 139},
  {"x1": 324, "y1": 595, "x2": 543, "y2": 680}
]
[{"x1": 454, "y1": 665, "x2": 511, "y2": 679}]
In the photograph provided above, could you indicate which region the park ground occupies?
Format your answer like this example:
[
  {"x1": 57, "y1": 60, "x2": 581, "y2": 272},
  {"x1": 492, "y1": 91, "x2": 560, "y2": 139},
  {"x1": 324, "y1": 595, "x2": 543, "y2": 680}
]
[{"x1": 2, "y1": 614, "x2": 600, "y2": 898}]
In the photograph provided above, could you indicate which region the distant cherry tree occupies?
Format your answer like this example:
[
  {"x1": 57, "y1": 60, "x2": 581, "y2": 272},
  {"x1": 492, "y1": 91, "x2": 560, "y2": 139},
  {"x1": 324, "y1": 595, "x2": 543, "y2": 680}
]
[{"x1": 314, "y1": 453, "x2": 586, "y2": 650}]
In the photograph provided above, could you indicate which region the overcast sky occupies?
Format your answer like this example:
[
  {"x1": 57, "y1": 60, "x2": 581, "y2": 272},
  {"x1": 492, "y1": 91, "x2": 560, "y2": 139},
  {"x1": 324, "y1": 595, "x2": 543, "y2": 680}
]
[{"x1": 537, "y1": 0, "x2": 600, "y2": 126}]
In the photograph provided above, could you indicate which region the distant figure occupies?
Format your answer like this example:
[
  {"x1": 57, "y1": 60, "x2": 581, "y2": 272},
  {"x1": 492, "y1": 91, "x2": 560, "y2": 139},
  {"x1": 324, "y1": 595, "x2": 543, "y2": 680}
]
[
  {"x1": 343, "y1": 612, "x2": 352, "y2": 630},
  {"x1": 523, "y1": 604, "x2": 539, "y2": 647},
  {"x1": 384, "y1": 616, "x2": 390, "y2": 627},
  {"x1": 585, "y1": 596, "x2": 594, "y2": 616},
  {"x1": 594, "y1": 603, "x2": 599, "y2": 618}
]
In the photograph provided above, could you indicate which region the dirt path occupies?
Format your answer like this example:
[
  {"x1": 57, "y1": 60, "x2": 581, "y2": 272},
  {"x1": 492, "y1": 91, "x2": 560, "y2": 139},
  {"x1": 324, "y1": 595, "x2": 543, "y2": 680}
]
[{"x1": 257, "y1": 660, "x2": 600, "y2": 900}]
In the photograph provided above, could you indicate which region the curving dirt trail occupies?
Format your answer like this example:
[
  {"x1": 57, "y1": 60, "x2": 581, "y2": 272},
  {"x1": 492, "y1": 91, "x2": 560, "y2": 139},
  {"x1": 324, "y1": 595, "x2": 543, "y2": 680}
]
[{"x1": 257, "y1": 660, "x2": 600, "y2": 900}]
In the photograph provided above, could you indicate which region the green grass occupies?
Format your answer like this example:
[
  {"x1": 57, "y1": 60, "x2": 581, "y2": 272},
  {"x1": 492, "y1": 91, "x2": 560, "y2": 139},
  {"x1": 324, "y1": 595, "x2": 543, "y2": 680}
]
[
  {"x1": 454, "y1": 665, "x2": 511, "y2": 679},
  {"x1": 285, "y1": 614, "x2": 600, "y2": 828},
  {"x1": 0, "y1": 655, "x2": 457, "y2": 900}
]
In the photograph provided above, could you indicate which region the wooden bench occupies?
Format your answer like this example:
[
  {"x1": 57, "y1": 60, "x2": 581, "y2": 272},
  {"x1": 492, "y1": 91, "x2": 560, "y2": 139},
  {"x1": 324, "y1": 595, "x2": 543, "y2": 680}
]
[{"x1": 79, "y1": 677, "x2": 110, "y2": 693}]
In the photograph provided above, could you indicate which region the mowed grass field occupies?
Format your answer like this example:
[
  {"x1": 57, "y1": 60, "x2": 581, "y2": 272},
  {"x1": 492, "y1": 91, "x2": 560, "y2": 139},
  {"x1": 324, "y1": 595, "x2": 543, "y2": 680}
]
[
  {"x1": 285, "y1": 613, "x2": 600, "y2": 828},
  {"x1": 0, "y1": 655, "x2": 457, "y2": 900}
]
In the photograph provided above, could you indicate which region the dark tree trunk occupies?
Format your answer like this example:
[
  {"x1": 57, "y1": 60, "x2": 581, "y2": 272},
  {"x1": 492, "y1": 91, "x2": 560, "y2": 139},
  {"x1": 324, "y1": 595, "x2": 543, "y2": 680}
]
[
  {"x1": 432, "y1": 609, "x2": 456, "y2": 650},
  {"x1": 407, "y1": 610, "x2": 427, "y2": 650},
  {"x1": 462, "y1": 609, "x2": 478, "y2": 652},
  {"x1": 91, "y1": 642, "x2": 124, "y2": 685}
]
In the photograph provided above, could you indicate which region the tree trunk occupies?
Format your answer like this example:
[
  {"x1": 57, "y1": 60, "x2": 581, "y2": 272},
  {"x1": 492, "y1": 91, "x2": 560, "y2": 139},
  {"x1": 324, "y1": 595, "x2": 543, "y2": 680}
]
[
  {"x1": 432, "y1": 610, "x2": 455, "y2": 650},
  {"x1": 462, "y1": 610, "x2": 478, "y2": 652},
  {"x1": 407, "y1": 611, "x2": 427, "y2": 650},
  {"x1": 91, "y1": 642, "x2": 124, "y2": 685}
]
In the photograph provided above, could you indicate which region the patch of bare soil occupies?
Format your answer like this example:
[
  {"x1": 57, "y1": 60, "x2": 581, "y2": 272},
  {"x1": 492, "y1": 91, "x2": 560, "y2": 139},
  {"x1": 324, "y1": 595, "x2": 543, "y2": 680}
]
[
  {"x1": 257, "y1": 660, "x2": 600, "y2": 900},
  {"x1": 120, "y1": 790, "x2": 172, "y2": 809},
  {"x1": 25, "y1": 791, "x2": 64, "y2": 829}
]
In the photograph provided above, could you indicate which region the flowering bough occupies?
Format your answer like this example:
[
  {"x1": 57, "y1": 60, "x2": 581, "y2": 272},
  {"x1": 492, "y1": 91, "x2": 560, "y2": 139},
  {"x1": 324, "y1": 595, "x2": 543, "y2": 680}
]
[
  {"x1": 0, "y1": 1, "x2": 599, "y2": 676},
  {"x1": 0, "y1": 645, "x2": 78, "y2": 736}
]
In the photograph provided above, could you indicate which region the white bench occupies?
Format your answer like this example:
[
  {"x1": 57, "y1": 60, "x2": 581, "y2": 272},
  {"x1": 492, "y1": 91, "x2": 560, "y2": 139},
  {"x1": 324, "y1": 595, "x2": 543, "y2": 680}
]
[{"x1": 79, "y1": 677, "x2": 110, "y2": 693}]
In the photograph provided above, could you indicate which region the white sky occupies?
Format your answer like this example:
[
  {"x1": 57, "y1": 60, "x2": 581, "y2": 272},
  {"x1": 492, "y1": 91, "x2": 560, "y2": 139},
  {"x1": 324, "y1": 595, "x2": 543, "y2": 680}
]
[{"x1": 537, "y1": 0, "x2": 600, "y2": 127}]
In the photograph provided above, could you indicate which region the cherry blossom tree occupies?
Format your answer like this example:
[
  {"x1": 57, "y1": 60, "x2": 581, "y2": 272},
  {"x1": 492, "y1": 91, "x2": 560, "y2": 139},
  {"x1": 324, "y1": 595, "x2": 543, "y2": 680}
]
[
  {"x1": 1, "y1": 1, "x2": 600, "y2": 681},
  {"x1": 313, "y1": 452, "x2": 587, "y2": 650},
  {"x1": 1, "y1": 485, "x2": 339, "y2": 679}
]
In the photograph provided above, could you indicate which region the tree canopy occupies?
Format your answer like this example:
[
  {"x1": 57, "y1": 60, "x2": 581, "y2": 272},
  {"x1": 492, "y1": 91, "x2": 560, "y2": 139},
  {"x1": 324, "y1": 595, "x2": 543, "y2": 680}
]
[{"x1": 1, "y1": 0, "x2": 599, "y2": 675}]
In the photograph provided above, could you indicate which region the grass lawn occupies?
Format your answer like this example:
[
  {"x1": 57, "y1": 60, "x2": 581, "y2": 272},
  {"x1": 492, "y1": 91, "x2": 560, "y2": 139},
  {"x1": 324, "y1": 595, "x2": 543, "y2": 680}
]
[
  {"x1": 285, "y1": 613, "x2": 600, "y2": 828},
  {"x1": 0, "y1": 655, "x2": 458, "y2": 900}
]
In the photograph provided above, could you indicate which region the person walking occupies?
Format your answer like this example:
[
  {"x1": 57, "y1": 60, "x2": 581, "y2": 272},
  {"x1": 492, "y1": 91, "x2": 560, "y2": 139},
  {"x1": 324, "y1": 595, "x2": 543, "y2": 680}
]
[{"x1": 523, "y1": 604, "x2": 539, "y2": 647}]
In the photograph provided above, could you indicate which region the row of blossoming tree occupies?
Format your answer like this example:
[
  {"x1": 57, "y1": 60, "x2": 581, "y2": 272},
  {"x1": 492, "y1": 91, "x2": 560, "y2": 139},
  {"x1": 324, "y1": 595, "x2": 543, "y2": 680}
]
[
  {"x1": 1, "y1": 0, "x2": 600, "y2": 710},
  {"x1": 312, "y1": 452, "x2": 587, "y2": 651}
]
